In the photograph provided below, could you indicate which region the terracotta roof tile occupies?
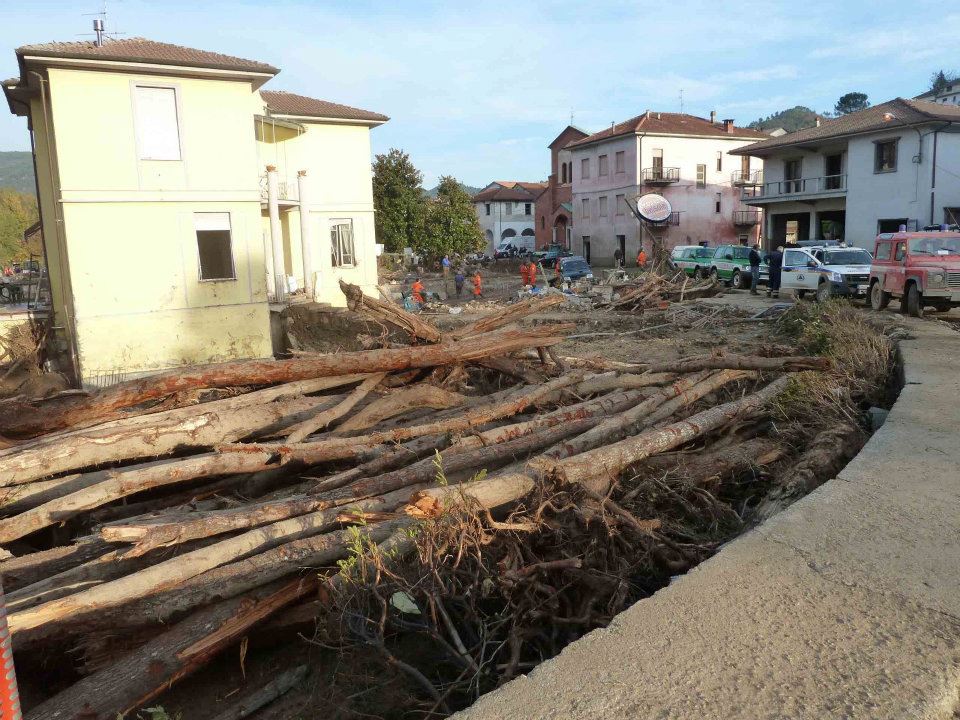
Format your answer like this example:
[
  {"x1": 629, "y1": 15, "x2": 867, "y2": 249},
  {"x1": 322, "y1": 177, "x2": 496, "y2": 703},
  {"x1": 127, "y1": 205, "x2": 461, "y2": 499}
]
[
  {"x1": 472, "y1": 181, "x2": 547, "y2": 202},
  {"x1": 16, "y1": 37, "x2": 278, "y2": 74},
  {"x1": 567, "y1": 112, "x2": 768, "y2": 148},
  {"x1": 731, "y1": 98, "x2": 960, "y2": 155},
  {"x1": 260, "y1": 90, "x2": 388, "y2": 123}
]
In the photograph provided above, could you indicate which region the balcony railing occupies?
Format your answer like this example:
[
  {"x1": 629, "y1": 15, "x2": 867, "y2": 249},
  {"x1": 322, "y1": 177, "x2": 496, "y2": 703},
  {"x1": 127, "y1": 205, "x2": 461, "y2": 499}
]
[
  {"x1": 259, "y1": 174, "x2": 299, "y2": 203},
  {"x1": 641, "y1": 167, "x2": 680, "y2": 184},
  {"x1": 744, "y1": 174, "x2": 846, "y2": 200},
  {"x1": 732, "y1": 210, "x2": 761, "y2": 226},
  {"x1": 647, "y1": 211, "x2": 680, "y2": 227},
  {"x1": 731, "y1": 170, "x2": 763, "y2": 186}
]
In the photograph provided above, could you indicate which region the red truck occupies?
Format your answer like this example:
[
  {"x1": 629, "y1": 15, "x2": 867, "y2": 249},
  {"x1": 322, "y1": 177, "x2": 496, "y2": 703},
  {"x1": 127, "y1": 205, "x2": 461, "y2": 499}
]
[{"x1": 869, "y1": 230, "x2": 960, "y2": 316}]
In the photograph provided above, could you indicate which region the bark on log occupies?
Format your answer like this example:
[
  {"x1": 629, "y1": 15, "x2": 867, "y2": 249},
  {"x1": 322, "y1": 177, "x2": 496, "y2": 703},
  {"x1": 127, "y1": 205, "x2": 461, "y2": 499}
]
[
  {"x1": 449, "y1": 295, "x2": 565, "y2": 340},
  {"x1": 335, "y1": 383, "x2": 467, "y2": 434},
  {"x1": 1, "y1": 324, "x2": 572, "y2": 438},
  {"x1": 340, "y1": 279, "x2": 442, "y2": 343},
  {"x1": 640, "y1": 354, "x2": 830, "y2": 374},
  {"x1": 530, "y1": 376, "x2": 791, "y2": 488},
  {"x1": 24, "y1": 579, "x2": 314, "y2": 720},
  {"x1": 207, "y1": 664, "x2": 308, "y2": 720},
  {"x1": 634, "y1": 437, "x2": 785, "y2": 486},
  {"x1": 285, "y1": 373, "x2": 387, "y2": 443},
  {"x1": 0, "y1": 394, "x2": 333, "y2": 489},
  {"x1": 312, "y1": 433, "x2": 452, "y2": 493},
  {"x1": 8, "y1": 487, "x2": 418, "y2": 645},
  {"x1": 237, "y1": 371, "x2": 585, "y2": 467},
  {"x1": 0, "y1": 450, "x2": 277, "y2": 545},
  {"x1": 0, "y1": 537, "x2": 112, "y2": 592}
]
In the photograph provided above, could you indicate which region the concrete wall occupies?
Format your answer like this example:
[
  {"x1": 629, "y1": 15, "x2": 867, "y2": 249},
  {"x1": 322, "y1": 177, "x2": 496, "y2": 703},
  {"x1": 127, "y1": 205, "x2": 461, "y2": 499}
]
[
  {"x1": 42, "y1": 67, "x2": 272, "y2": 384},
  {"x1": 571, "y1": 133, "x2": 761, "y2": 264},
  {"x1": 255, "y1": 117, "x2": 380, "y2": 306},
  {"x1": 751, "y1": 128, "x2": 960, "y2": 250},
  {"x1": 475, "y1": 200, "x2": 536, "y2": 253}
]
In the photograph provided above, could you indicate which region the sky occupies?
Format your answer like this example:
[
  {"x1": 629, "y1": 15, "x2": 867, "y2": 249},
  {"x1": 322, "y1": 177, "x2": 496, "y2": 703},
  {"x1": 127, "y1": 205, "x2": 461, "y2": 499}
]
[{"x1": 1, "y1": 0, "x2": 957, "y2": 188}]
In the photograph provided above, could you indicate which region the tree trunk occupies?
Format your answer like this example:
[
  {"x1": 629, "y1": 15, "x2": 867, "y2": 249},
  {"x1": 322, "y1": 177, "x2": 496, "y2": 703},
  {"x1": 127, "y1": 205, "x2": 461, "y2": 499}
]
[
  {"x1": 0, "y1": 538, "x2": 112, "y2": 592},
  {"x1": 207, "y1": 664, "x2": 308, "y2": 720},
  {"x1": 530, "y1": 376, "x2": 791, "y2": 488},
  {"x1": 640, "y1": 354, "x2": 830, "y2": 374},
  {"x1": 8, "y1": 487, "x2": 419, "y2": 645},
  {"x1": 0, "y1": 450, "x2": 278, "y2": 545},
  {"x1": 24, "y1": 579, "x2": 314, "y2": 720},
  {"x1": 0, "y1": 395, "x2": 336, "y2": 488},
  {"x1": 449, "y1": 294, "x2": 564, "y2": 340},
  {"x1": 335, "y1": 383, "x2": 466, "y2": 434},
  {"x1": 1, "y1": 324, "x2": 572, "y2": 438},
  {"x1": 340, "y1": 279, "x2": 442, "y2": 343},
  {"x1": 285, "y1": 373, "x2": 387, "y2": 443},
  {"x1": 633, "y1": 437, "x2": 785, "y2": 487}
]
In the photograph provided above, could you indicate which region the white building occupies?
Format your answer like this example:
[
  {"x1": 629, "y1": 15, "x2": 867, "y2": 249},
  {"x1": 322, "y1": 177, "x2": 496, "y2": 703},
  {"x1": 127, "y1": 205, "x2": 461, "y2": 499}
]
[
  {"x1": 915, "y1": 82, "x2": 960, "y2": 106},
  {"x1": 732, "y1": 98, "x2": 960, "y2": 250},
  {"x1": 565, "y1": 112, "x2": 768, "y2": 266},
  {"x1": 472, "y1": 181, "x2": 546, "y2": 253}
]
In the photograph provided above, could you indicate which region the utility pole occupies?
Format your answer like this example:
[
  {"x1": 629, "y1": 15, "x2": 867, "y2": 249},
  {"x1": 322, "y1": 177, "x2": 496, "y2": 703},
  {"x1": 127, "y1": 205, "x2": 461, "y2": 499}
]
[{"x1": 679, "y1": 88, "x2": 684, "y2": 114}]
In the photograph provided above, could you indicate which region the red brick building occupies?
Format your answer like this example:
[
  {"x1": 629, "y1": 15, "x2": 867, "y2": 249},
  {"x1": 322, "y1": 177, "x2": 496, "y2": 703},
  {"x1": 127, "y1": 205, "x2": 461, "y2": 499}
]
[{"x1": 534, "y1": 126, "x2": 589, "y2": 249}]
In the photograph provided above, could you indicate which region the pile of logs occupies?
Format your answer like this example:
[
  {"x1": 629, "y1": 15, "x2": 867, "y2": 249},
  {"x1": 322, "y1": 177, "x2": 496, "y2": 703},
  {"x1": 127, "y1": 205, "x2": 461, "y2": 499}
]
[
  {"x1": 602, "y1": 271, "x2": 723, "y2": 311},
  {"x1": 0, "y1": 282, "x2": 828, "y2": 719}
]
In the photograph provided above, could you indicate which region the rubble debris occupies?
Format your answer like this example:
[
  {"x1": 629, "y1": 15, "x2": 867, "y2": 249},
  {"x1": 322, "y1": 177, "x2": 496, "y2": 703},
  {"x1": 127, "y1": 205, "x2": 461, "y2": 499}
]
[{"x1": 0, "y1": 284, "x2": 892, "y2": 719}]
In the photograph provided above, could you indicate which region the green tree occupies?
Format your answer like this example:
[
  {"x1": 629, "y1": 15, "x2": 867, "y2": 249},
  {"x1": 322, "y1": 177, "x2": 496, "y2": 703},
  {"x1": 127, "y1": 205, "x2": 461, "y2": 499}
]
[
  {"x1": 420, "y1": 175, "x2": 484, "y2": 258},
  {"x1": 930, "y1": 70, "x2": 958, "y2": 94},
  {"x1": 372, "y1": 148, "x2": 426, "y2": 253},
  {"x1": 834, "y1": 92, "x2": 869, "y2": 115},
  {"x1": 0, "y1": 189, "x2": 38, "y2": 264}
]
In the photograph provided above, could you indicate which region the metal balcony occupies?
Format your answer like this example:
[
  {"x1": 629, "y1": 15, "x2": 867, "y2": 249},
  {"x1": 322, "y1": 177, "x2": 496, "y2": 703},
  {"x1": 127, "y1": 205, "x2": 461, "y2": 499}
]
[
  {"x1": 641, "y1": 167, "x2": 680, "y2": 185},
  {"x1": 732, "y1": 210, "x2": 761, "y2": 226},
  {"x1": 259, "y1": 174, "x2": 299, "y2": 204},
  {"x1": 647, "y1": 211, "x2": 680, "y2": 227},
  {"x1": 731, "y1": 170, "x2": 763, "y2": 187},
  {"x1": 742, "y1": 174, "x2": 846, "y2": 202}
]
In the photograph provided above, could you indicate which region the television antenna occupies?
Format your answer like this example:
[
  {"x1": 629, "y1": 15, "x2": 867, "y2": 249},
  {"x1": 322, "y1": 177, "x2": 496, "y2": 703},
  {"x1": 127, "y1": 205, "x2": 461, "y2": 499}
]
[
  {"x1": 679, "y1": 88, "x2": 684, "y2": 114},
  {"x1": 79, "y1": 1, "x2": 126, "y2": 45}
]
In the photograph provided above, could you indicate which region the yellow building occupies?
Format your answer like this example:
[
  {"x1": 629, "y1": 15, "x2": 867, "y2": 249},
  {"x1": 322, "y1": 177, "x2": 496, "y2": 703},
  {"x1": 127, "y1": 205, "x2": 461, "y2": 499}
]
[{"x1": 2, "y1": 37, "x2": 387, "y2": 387}]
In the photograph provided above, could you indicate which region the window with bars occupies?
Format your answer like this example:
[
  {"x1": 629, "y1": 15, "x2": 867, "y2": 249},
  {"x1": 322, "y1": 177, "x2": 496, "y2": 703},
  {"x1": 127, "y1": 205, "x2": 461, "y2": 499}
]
[{"x1": 330, "y1": 220, "x2": 356, "y2": 267}]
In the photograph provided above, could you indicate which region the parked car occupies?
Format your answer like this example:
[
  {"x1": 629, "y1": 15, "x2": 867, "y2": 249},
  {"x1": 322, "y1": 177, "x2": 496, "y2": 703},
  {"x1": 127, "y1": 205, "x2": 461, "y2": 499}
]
[
  {"x1": 708, "y1": 245, "x2": 768, "y2": 290},
  {"x1": 780, "y1": 244, "x2": 873, "y2": 301},
  {"x1": 494, "y1": 242, "x2": 521, "y2": 259},
  {"x1": 671, "y1": 245, "x2": 716, "y2": 278},
  {"x1": 868, "y1": 230, "x2": 960, "y2": 316},
  {"x1": 555, "y1": 255, "x2": 593, "y2": 282},
  {"x1": 535, "y1": 244, "x2": 572, "y2": 267}
]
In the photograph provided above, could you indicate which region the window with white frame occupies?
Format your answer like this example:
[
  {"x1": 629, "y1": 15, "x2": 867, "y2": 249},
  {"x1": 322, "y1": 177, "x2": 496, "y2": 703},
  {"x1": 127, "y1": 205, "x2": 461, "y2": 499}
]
[
  {"x1": 598, "y1": 154, "x2": 609, "y2": 176},
  {"x1": 581, "y1": 198, "x2": 590, "y2": 219},
  {"x1": 581, "y1": 158, "x2": 590, "y2": 179},
  {"x1": 194, "y1": 212, "x2": 235, "y2": 281},
  {"x1": 331, "y1": 220, "x2": 356, "y2": 267},
  {"x1": 134, "y1": 85, "x2": 182, "y2": 161},
  {"x1": 599, "y1": 196, "x2": 608, "y2": 217},
  {"x1": 615, "y1": 193, "x2": 625, "y2": 215},
  {"x1": 615, "y1": 151, "x2": 625, "y2": 173}
]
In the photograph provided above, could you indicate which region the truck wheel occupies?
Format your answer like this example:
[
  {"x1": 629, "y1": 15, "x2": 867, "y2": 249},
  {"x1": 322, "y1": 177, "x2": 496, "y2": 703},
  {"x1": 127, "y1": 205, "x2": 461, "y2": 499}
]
[
  {"x1": 732, "y1": 270, "x2": 744, "y2": 289},
  {"x1": 709, "y1": 267, "x2": 719, "y2": 282},
  {"x1": 796, "y1": 290, "x2": 807, "y2": 300},
  {"x1": 904, "y1": 282, "x2": 923, "y2": 317},
  {"x1": 816, "y1": 281, "x2": 832, "y2": 302},
  {"x1": 870, "y1": 282, "x2": 890, "y2": 311}
]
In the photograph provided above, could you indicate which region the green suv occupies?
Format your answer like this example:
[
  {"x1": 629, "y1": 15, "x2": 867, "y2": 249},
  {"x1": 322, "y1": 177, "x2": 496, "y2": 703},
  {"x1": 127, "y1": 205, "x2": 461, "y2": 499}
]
[
  {"x1": 670, "y1": 245, "x2": 716, "y2": 278},
  {"x1": 708, "y1": 245, "x2": 768, "y2": 289}
]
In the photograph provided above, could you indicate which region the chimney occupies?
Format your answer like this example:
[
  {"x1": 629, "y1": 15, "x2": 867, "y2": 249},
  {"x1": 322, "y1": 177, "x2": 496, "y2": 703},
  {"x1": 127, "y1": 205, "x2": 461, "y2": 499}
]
[
  {"x1": 644, "y1": 110, "x2": 651, "y2": 119},
  {"x1": 93, "y1": 18, "x2": 105, "y2": 47},
  {"x1": 815, "y1": 117, "x2": 821, "y2": 127},
  {"x1": 656, "y1": 112, "x2": 661, "y2": 120},
  {"x1": 723, "y1": 118, "x2": 734, "y2": 133},
  {"x1": 710, "y1": 110, "x2": 717, "y2": 124}
]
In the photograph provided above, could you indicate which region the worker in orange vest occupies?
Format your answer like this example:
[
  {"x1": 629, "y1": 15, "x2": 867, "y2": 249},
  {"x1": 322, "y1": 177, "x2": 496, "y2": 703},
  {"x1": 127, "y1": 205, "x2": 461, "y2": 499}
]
[
  {"x1": 472, "y1": 271, "x2": 483, "y2": 298},
  {"x1": 636, "y1": 248, "x2": 648, "y2": 269},
  {"x1": 519, "y1": 260, "x2": 530, "y2": 286},
  {"x1": 411, "y1": 278, "x2": 425, "y2": 304},
  {"x1": 528, "y1": 261, "x2": 538, "y2": 287}
]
